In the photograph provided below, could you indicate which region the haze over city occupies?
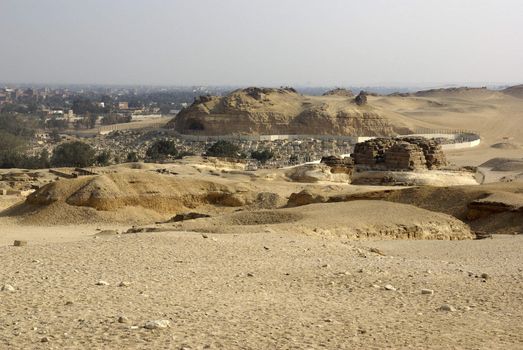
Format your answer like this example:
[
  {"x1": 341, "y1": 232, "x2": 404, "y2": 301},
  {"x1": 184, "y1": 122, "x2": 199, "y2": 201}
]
[{"x1": 1, "y1": 0, "x2": 522, "y2": 86}]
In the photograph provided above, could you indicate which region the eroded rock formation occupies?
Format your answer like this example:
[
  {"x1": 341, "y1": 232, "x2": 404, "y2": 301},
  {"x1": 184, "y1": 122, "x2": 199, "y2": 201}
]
[{"x1": 168, "y1": 87, "x2": 407, "y2": 136}]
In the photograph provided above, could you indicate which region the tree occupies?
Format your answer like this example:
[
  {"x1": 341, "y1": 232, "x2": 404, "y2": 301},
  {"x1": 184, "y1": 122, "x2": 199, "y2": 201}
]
[
  {"x1": 251, "y1": 149, "x2": 274, "y2": 164},
  {"x1": 146, "y1": 140, "x2": 178, "y2": 160},
  {"x1": 46, "y1": 117, "x2": 69, "y2": 130},
  {"x1": 0, "y1": 130, "x2": 27, "y2": 168},
  {"x1": 126, "y1": 151, "x2": 139, "y2": 162},
  {"x1": 51, "y1": 141, "x2": 95, "y2": 167},
  {"x1": 101, "y1": 114, "x2": 132, "y2": 125},
  {"x1": 74, "y1": 113, "x2": 98, "y2": 129},
  {"x1": 206, "y1": 140, "x2": 240, "y2": 158},
  {"x1": 96, "y1": 150, "x2": 112, "y2": 166},
  {"x1": 19, "y1": 150, "x2": 50, "y2": 169}
]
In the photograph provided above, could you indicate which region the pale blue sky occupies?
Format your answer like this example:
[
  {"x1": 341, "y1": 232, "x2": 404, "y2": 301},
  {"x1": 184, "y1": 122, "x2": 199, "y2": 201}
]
[{"x1": 0, "y1": 0, "x2": 522, "y2": 86}]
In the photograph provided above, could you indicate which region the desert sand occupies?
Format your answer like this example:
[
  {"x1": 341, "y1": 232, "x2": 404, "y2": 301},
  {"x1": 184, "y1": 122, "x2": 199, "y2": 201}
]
[{"x1": 1, "y1": 229, "x2": 522, "y2": 349}]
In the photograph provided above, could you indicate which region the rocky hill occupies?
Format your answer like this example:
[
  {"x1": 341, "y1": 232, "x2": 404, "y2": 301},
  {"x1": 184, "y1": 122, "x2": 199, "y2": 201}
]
[
  {"x1": 502, "y1": 84, "x2": 523, "y2": 99},
  {"x1": 167, "y1": 87, "x2": 411, "y2": 136}
]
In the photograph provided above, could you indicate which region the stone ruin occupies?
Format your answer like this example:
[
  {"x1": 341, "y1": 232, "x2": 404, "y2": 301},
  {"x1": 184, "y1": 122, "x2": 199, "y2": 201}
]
[
  {"x1": 351, "y1": 137, "x2": 448, "y2": 171},
  {"x1": 320, "y1": 156, "x2": 354, "y2": 175}
]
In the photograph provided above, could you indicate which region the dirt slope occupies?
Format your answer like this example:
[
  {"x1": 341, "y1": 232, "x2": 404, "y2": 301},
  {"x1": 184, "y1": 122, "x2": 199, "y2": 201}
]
[{"x1": 167, "y1": 200, "x2": 473, "y2": 240}]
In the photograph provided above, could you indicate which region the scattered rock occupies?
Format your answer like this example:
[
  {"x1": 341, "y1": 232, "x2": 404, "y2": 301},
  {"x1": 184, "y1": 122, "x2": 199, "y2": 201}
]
[
  {"x1": 144, "y1": 319, "x2": 171, "y2": 329},
  {"x1": 246, "y1": 273, "x2": 254, "y2": 277},
  {"x1": 95, "y1": 280, "x2": 109, "y2": 286},
  {"x1": 169, "y1": 212, "x2": 211, "y2": 222},
  {"x1": 421, "y1": 289, "x2": 434, "y2": 295},
  {"x1": 384, "y1": 284, "x2": 396, "y2": 291},
  {"x1": 118, "y1": 316, "x2": 129, "y2": 324},
  {"x1": 369, "y1": 247, "x2": 386, "y2": 256},
  {"x1": 438, "y1": 304, "x2": 456, "y2": 312},
  {"x1": 94, "y1": 230, "x2": 119, "y2": 237},
  {"x1": 480, "y1": 273, "x2": 489, "y2": 279},
  {"x1": 118, "y1": 281, "x2": 131, "y2": 287},
  {"x1": 13, "y1": 240, "x2": 27, "y2": 247},
  {"x1": 1, "y1": 284, "x2": 15, "y2": 292},
  {"x1": 201, "y1": 233, "x2": 209, "y2": 239},
  {"x1": 40, "y1": 337, "x2": 49, "y2": 343},
  {"x1": 474, "y1": 231, "x2": 493, "y2": 240}
]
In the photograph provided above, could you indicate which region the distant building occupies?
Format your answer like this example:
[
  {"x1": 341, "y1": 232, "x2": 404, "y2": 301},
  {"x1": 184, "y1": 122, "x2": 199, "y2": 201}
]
[{"x1": 118, "y1": 101, "x2": 129, "y2": 110}]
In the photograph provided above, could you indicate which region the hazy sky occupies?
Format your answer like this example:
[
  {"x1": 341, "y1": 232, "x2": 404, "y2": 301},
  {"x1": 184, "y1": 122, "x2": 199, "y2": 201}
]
[{"x1": 1, "y1": 0, "x2": 522, "y2": 86}]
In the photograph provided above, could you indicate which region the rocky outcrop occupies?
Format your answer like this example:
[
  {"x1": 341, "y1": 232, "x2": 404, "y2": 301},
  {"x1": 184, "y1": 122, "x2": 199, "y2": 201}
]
[
  {"x1": 322, "y1": 88, "x2": 354, "y2": 97},
  {"x1": 168, "y1": 87, "x2": 407, "y2": 136},
  {"x1": 286, "y1": 189, "x2": 328, "y2": 207},
  {"x1": 502, "y1": 84, "x2": 523, "y2": 99},
  {"x1": 355, "y1": 91, "x2": 368, "y2": 106}
]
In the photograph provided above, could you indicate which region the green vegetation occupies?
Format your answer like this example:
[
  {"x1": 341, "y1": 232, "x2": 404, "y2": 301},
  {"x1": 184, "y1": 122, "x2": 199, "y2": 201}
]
[
  {"x1": 101, "y1": 114, "x2": 132, "y2": 125},
  {"x1": 251, "y1": 149, "x2": 274, "y2": 163},
  {"x1": 51, "y1": 141, "x2": 96, "y2": 168},
  {"x1": 146, "y1": 140, "x2": 178, "y2": 160},
  {"x1": 206, "y1": 140, "x2": 240, "y2": 158},
  {"x1": 95, "y1": 150, "x2": 112, "y2": 166},
  {"x1": 126, "y1": 152, "x2": 139, "y2": 163},
  {"x1": 74, "y1": 113, "x2": 98, "y2": 129}
]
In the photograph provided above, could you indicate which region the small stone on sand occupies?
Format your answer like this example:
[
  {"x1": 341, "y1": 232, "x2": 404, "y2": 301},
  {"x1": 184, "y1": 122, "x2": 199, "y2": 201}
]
[
  {"x1": 144, "y1": 319, "x2": 171, "y2": 329},
  {"x1": 384, "y1": 284, "x2": 396, "y2": 291},
  {"x1": 1, "y1": 284, "x2": 15, "y2": 292},
  {"x1": 438, "y1": 304, "x2": 456, "y2": 312},
  {"x1": 13, "y1": 240, "x2": 27, "y2": 247}
]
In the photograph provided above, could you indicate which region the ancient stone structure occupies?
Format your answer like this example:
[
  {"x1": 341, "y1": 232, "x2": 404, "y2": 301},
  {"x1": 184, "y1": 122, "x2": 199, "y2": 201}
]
[
  {"x1": 351, "y1": 137, "x2": 448, "y2": 171},
  {"x1": 401, "y1": 137, "x2": 447, "y2": 169},
  {"x1": 352, "y1": 138, "x2": 396, "y2": 167},
  {"x1": 320, "y1": 156, "x2": 354, "y2": 175},
  {"x1": 384, "y1": 142, "x2": 426, "y2": 171}
]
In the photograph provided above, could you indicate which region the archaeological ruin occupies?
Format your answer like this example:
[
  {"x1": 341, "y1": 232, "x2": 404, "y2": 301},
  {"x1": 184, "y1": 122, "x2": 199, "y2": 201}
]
[{"x1": 350, "y1": 137, "x2": 448, "y2": 171}]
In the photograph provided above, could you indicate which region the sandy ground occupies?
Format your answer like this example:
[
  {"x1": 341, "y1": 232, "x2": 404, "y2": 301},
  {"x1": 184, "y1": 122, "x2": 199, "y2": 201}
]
[{"x1": 0, "y1": 229, "x2": 521, "y2": 349}]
